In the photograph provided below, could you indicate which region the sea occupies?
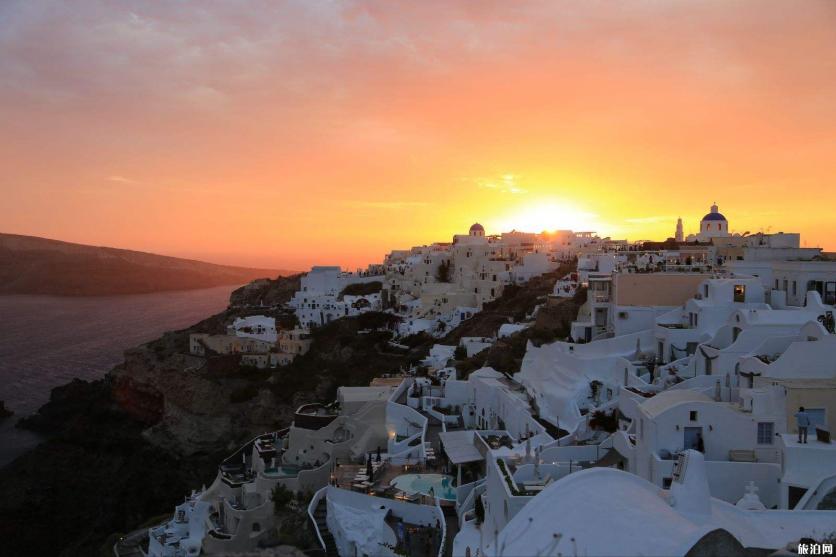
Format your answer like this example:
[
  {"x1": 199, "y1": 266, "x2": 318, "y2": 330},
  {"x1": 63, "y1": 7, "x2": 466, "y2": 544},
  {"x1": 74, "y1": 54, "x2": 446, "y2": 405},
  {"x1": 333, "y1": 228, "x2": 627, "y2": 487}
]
[{"x1": 0, "y1": 285, "x2": 236, "y2": 467}]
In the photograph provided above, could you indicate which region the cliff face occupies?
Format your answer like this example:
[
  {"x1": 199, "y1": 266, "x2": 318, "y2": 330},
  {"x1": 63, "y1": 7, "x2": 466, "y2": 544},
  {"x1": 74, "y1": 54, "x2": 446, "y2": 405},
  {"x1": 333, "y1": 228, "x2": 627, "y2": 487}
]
[
  {"x1": 108, "y1": 326, "x2": 296, "y2": 457},
  {"x1": 229, "y1": 273, "x2": 302, "y2": 307},
  {"x1": 4, "y1": 377, "x2": 225, "y2": 557}
]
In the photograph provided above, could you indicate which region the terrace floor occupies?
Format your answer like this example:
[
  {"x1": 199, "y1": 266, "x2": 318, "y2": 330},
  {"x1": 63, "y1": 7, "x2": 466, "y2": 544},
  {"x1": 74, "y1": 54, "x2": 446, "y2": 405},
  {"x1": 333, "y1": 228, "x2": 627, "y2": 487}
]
[{"x1": 333, "y1": 458, "x2": 449, "y2": 502}]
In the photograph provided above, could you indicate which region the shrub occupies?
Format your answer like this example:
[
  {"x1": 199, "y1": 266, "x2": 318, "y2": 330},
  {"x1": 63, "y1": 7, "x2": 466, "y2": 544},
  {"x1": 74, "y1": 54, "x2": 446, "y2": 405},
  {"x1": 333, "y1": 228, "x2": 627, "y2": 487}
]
[
  {"x1": 339, "y1": 281, "x2": 383, "y2": 298},
  {"x1": 589, "y1": 380, "x2": 602, "y2": 400},
  {"x1": 271, "y1": 484, "x2": 293, "y2": 514},
  {"x1": 589, "y1": 410, "x2": 618, "y2": 433},
  {"x1": 229, "y1": 385, "x2": 259, "y2": 403},
  {"x1": 435, "y1": 260, "x2": 452, "y2": 283},
  {"x1": 474, "y1": 493, "x2": 485, "y2": 524}
]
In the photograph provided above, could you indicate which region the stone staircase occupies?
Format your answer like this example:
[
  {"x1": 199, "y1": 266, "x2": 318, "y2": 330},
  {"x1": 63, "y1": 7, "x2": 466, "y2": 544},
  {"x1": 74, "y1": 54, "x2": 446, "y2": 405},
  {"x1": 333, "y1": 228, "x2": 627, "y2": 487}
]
[{"x1": 312, "y1": 497, "x2": 339, "y2": 557}]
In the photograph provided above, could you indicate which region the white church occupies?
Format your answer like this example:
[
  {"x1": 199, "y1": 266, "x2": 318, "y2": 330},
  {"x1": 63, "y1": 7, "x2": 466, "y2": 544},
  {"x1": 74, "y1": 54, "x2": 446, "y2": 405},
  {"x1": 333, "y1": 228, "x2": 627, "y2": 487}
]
[{"x1": 684, "y1": 202, "x2": 731, "y2": 242}]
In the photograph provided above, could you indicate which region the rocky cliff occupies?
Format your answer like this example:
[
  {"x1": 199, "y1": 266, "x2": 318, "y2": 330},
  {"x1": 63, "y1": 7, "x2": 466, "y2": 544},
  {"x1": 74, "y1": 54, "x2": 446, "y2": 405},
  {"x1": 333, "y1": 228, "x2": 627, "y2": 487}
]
[{"x1": 229, "y1": 274, "x2": 302, "y2": 307}]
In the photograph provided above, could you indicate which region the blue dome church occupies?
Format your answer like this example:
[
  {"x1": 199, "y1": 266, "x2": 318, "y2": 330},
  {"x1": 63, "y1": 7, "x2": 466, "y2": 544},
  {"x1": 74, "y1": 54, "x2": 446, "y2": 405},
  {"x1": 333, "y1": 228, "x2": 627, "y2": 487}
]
[{"x1": 696, "y1": 202, "x2": 729, "y2": 241}]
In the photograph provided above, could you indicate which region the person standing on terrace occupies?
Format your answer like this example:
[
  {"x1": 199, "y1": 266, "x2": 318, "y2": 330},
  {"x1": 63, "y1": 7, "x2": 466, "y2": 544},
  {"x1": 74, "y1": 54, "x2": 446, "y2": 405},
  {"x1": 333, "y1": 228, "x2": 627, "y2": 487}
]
[{"x1": 795, "y1": 406, "x2": 811, "y2": 444}]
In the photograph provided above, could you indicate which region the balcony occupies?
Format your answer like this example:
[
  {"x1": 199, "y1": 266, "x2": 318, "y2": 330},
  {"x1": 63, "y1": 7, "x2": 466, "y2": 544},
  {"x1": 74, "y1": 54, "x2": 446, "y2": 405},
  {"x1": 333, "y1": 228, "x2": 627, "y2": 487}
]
[
  {"x1": 294, "y1": 402, "x2": 339, "y2": 430},
  {"x1": 590, "y1": 292, "x2": 610, "y2": 303}
]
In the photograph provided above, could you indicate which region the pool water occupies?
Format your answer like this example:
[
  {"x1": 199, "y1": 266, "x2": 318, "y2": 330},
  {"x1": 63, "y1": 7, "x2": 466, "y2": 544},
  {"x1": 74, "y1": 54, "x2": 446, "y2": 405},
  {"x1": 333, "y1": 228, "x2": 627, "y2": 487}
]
[
  {"x1": 391, "y1": 473, "x2": 456, "y2": 501},
  {"x1": 263, "y1": 465, "x2": 300, "y2": 477}
]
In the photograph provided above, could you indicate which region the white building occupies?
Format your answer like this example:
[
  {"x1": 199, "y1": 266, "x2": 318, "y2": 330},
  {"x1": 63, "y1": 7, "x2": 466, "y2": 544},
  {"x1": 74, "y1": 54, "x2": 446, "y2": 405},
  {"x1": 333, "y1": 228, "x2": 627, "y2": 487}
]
[
  {"x1": 289, "y1": 266, "x2": 384, "y2": 328},
  {"x1": 686, "y1": 202, "x2": 730, "y2": 242},
  {"x1": 621, "y1": 389, "x2": 783, "y2": 507},
  {"x1": 383, "y1": 223, "x2": 594, "y2": 337},
  {"x1": 149, "y1": 385, "x2": 395, "y2": 556},
  {"x1": 488, "y1": 451, "x2": 834, "y2": 557},
  {"x1": 725, "y1": 259, "x2": 836, "y2": 307},
  {"x1": 227, "y1": 315, "x2": 278, "y2": 343}
]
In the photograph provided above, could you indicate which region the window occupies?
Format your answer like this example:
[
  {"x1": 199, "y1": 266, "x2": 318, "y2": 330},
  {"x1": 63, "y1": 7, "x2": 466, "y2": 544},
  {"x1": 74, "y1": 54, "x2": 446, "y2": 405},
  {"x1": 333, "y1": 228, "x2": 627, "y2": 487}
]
[
  {"x1": 792, "y1": 281, "x2": 797, "y2": 296},
  {"x1": 788, "y1": 486, "x2": 808, "y2": 510},
  {"x1": 757, "y1": 422, "x2": 774, "y2": 445},
  {"x1": 689, "y1": 411, "x2": 698, "y2": 422},
  {"x1": 783, "y1": 279, "x2": 788, "y2": 292},
  {"x1": 806, "y1": 408, "x2": 827, "y2": 428},
  {"x1": 806, "y1": 281, "x2": 836, "y2": 305},
  {"x1": 775, "y1": 279, "x2": 779, "y2": 290},
  {"x1": 733, "y1": 284, "x2": 745, "y2": 303}
]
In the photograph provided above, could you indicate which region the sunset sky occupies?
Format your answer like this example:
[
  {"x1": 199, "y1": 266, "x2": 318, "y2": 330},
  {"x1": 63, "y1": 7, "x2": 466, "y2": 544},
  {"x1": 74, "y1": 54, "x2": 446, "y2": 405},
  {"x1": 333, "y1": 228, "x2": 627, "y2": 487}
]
[{"x1": 1, "y1": 1, "x2": 835, "y2": 271}]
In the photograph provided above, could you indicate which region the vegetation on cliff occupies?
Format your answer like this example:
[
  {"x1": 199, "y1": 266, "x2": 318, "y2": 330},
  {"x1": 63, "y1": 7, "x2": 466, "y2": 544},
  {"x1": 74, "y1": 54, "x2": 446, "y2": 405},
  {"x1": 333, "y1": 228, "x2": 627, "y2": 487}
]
[
  {"x1": 439, "y1": 264, "x2": 574, "y2": 343},
  {"x1": 268, "y1": 311, "x2": 426, "y2": 403},
  {"x1": 229, "y1": 273, "x2": 303, "y2": 307},
  {"x1": 338, "y1": 280, "x2": 383, "y2": 298},
  {"x1": 452, "y1": 285, "x2": 584, "y2": 378}
]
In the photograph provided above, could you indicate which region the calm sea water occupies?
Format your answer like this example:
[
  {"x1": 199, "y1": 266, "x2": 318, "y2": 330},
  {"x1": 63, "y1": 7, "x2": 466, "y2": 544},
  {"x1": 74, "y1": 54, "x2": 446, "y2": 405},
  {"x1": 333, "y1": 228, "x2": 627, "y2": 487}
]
[{"x1": 0, "y1": 286, "x2": 236, "y2": 467}]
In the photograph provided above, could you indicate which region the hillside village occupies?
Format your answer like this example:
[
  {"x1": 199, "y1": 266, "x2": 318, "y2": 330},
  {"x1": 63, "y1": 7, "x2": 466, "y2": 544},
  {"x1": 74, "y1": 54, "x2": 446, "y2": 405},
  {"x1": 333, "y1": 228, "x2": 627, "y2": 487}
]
[{"x1": 127, "y1": 206, "x2": 836, "y2": 557}]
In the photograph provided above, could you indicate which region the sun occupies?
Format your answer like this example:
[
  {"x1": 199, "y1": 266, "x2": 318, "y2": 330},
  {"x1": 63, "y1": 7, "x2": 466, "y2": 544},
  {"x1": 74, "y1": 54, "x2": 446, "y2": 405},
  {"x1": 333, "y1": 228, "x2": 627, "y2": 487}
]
[{"x1": 493, "y1": 200, "x2": 600, "y2": 234}]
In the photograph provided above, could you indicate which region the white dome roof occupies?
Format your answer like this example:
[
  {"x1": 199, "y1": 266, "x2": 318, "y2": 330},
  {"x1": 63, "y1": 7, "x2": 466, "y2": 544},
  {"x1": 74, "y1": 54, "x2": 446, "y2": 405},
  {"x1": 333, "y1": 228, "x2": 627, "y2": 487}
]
[
  {"x1": 490, "y1": 456, "x2": 836, "y2": 556},
  {"x1": 493, "y1": 467, "x2": 716, "y2": 557}
]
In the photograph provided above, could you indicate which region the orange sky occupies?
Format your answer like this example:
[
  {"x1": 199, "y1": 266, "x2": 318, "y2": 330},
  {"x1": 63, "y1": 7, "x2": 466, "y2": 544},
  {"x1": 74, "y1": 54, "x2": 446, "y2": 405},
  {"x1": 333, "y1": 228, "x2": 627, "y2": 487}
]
[{"x1": 1, "y1": 1, "x2": 835, "y2": 271}]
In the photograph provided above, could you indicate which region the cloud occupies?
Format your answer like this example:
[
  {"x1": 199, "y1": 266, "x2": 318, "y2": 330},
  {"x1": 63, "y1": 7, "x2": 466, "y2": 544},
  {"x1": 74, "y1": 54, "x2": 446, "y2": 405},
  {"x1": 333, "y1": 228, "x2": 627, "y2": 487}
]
[
  {"x1": 107, "y1": 175, "x2": 139, "y2": 184},
  {"x1": 473, "y1": 174, "x2": 528, "y2": 194},
  {"x1": 346, "y1": 200, "x2": 429, "y2": 210}
]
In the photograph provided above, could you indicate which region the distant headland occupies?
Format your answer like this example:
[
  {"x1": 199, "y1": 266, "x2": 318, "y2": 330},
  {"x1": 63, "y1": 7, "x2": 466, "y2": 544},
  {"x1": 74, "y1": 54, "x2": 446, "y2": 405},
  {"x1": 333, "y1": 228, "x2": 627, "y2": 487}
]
[{"x1": 0, "y1": 233, "x2": 293, "y2": 296}]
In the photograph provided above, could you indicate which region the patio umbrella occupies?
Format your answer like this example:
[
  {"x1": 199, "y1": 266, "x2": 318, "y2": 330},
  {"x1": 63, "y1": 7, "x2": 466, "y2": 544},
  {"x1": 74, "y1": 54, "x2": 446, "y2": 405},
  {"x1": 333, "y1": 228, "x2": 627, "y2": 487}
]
[
  {"x1": 376, "y1": 446, "x2": 381, "y2": 463},
  {"x1": 366, "y1": 453, "x2": 373, "y2": 480}
]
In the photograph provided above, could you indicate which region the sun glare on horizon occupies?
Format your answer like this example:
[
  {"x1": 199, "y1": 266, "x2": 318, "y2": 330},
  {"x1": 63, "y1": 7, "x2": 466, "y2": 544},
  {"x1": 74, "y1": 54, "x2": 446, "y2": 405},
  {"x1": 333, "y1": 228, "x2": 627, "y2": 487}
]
[{"x1": 491, "y1": 200, "x2": 602, "y2": 235}]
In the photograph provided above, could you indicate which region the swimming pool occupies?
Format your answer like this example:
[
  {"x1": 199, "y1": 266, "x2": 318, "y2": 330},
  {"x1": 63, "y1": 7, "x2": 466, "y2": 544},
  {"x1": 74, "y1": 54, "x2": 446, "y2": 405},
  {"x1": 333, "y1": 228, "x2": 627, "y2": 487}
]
[
  {"x1": 390, "y1": 473, "x2": 456, "y2": 501},
  {"x1": 263, "y1": 465, "x2": 300, "y2": 477}
]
